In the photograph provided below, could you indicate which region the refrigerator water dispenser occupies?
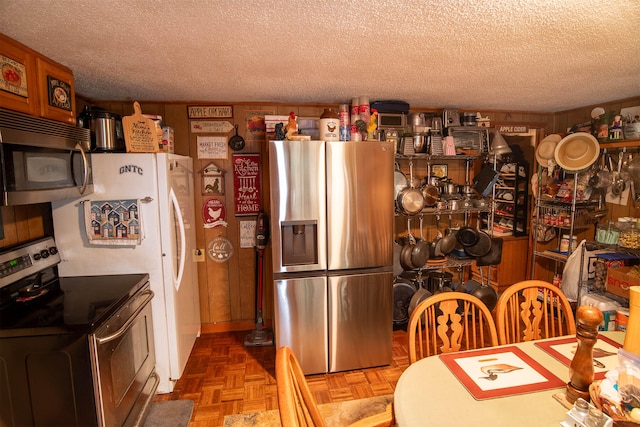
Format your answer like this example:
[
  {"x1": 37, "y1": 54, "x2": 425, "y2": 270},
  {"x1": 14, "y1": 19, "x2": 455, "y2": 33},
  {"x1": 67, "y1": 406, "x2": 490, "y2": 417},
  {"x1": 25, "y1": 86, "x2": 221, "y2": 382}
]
[{"x1": 281, "y1": 220, "x2": 318, "y2": 266}]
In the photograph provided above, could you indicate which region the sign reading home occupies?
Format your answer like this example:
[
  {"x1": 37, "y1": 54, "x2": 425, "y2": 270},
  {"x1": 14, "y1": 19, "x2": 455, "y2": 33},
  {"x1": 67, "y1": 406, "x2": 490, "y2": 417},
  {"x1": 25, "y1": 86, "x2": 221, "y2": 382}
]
[
  {"x1": 232, "y1": 153, "x2": 261, "y2": 216},
  {"x1": 188, "y1": 105, "x2": 233, "y2": 119}
]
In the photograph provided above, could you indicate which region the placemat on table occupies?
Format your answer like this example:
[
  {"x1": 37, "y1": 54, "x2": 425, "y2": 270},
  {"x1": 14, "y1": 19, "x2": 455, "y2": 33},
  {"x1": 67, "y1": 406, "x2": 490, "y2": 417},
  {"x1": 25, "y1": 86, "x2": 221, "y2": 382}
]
[
  {"x1": 534, "y1": 335, "x2": 621, "y2": 380},
  {"x1": 439, "y1": 345, "x2": 565, "y2": 400}
]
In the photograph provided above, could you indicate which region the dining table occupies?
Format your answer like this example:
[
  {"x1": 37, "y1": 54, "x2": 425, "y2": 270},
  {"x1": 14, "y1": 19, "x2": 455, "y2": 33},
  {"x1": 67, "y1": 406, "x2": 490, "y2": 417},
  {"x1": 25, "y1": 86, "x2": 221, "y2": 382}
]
[{"x1": 393, "y1": 331, "x2": 625, "y2": 426}]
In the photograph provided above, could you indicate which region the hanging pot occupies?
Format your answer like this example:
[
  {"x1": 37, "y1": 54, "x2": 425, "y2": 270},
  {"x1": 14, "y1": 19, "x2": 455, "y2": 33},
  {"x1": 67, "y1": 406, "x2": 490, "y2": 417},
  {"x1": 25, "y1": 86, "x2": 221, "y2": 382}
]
[
  {"x1": 421, "y1": 165, "x2": 439, "y2": 207},
  {"x1": 427, "y1": 271, "x2": 453, "y2": 293},
  {"x1": 393, "y1": 280, "x2": 417, "y2": 326},
  {"x1": 470, "y1": 267, "x2": 498, "y2": 311},
  {"x1": 443, "y1": 182, "x2": 460, "y2": 196}
]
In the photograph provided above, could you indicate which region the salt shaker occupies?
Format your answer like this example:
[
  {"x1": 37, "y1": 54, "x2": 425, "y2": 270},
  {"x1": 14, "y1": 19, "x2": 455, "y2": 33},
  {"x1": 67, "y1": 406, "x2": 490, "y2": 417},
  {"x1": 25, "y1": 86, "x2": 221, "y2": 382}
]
[{"x1": 584, "y1": 407, "x2": 605, "y2": 427}]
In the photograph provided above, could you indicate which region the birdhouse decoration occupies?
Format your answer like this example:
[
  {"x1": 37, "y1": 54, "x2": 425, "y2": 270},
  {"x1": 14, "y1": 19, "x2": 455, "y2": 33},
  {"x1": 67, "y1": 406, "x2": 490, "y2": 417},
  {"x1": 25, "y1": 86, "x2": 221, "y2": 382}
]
[{"x1": 200, "y1": 162, "x2": 225, "y2": 195}]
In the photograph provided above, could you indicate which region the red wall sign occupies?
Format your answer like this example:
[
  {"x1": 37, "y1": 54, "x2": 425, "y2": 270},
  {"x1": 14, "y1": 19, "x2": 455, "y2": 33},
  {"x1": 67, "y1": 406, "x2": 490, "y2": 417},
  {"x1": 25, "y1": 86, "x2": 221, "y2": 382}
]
[
  {"x1": 202, "y1": 197, "x2": 227, "y2": 228},
  {"x1": 232, "y1": 153, "x2": 261, "y2": 216}
]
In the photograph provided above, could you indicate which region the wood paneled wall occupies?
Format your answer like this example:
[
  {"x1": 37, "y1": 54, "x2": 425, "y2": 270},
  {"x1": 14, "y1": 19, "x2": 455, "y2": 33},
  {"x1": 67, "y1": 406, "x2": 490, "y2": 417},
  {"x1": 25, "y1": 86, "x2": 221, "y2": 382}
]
[
  {"x1": 4, "y1": 97, "x2": 637, "y2": 330},
  {"x1": 0, "y1": 204, "x2": 51, "y2": 249}
]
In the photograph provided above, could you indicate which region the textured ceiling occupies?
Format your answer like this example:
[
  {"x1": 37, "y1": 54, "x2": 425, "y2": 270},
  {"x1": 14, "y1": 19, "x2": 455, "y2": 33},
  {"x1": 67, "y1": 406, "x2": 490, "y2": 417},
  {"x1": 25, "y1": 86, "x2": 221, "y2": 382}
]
[{"x1": 1, "y1": 0, "x2": 639, "y2": 112}]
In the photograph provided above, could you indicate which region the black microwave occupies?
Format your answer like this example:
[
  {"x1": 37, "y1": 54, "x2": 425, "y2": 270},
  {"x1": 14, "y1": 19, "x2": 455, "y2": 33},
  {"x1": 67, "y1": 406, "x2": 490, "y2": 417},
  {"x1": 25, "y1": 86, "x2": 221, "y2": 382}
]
[{"x1": 0, "y1": 108, "x2": 93, "y2": 206}]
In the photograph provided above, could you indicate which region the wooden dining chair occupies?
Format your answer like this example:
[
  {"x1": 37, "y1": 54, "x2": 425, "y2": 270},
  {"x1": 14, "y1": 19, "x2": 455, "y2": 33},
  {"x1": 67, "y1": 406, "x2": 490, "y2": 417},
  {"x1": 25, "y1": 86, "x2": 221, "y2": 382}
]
[
  {"x1": 495, "y1": 279, "x2": 576, "y2": 345},
  {"x1": 275, "y1": 346, "x2": 394, "y2": 427},
  {"x1": 407, "y1": 292, "x2": 499, "y2": 364}
]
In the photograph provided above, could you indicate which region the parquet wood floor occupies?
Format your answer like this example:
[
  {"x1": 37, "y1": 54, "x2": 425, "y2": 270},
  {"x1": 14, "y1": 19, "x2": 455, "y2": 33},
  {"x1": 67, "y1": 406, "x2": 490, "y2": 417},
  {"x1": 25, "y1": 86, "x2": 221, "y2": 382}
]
[{"x1": 154, "y1": 329, "x2": 411, "y2": 426}]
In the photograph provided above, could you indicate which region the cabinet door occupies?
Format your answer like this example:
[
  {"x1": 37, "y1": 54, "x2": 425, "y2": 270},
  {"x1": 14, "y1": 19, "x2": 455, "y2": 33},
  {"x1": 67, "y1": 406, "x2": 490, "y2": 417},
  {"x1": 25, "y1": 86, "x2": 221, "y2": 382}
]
[
  {"x1": 36, "y1": 57, "x2": 76, "y2": 124},
  {"x1": 0, "y1": 34, "x2": 39, "y2": 115}
]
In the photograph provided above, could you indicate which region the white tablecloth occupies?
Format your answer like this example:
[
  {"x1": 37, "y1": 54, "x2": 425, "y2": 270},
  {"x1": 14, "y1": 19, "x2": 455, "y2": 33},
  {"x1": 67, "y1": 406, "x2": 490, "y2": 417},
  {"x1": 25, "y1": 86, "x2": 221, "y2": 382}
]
[{"x1": 394, "y1": 332, "x2": 625, "y2": 427}]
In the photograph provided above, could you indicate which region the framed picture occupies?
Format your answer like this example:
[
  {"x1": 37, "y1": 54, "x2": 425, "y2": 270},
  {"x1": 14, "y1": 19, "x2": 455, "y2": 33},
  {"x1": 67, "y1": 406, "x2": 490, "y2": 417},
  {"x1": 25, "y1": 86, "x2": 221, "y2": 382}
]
[
  {"x1": 0, "y1": 35, "x2": 38, "y2": 115},
  {"x1": 36, "y1": 57, "x2": 76, "y2": 124},
  {"x1": 245, "y1": 110, "x2": 272, "y2": 141},
  {"x1": 431, "y1": 164, "x2": 448, "y2": 179}
]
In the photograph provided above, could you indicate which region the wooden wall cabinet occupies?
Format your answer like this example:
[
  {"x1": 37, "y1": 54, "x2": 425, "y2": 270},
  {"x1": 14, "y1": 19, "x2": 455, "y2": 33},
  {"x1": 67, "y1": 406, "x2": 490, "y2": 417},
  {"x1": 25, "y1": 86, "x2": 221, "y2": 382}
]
[
  {"x1": 0, "y1": 33, "x2": 76, "y2": 124},
  {"x1": 0, "y1": 34, "x2": 39, "y2": 116}
]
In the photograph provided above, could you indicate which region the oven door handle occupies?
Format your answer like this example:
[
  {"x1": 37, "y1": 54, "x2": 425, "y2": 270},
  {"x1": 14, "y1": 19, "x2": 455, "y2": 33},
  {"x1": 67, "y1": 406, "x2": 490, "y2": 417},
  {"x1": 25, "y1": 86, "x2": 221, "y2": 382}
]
[{"x1": 95, "y1": 290, "x2": 154, "y2": 344}]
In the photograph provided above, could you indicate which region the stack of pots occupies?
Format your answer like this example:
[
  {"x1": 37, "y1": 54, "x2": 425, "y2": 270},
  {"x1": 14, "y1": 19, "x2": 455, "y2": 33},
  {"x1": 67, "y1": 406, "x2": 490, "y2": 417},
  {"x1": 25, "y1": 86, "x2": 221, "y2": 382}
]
[{"x1": 407, "y1": 112, "x2": 430, "y2": 154}]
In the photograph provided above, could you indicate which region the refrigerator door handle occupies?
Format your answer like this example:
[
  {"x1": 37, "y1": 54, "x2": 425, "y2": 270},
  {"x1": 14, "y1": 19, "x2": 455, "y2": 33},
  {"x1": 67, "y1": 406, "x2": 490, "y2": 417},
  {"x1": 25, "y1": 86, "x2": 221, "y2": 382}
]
[{"x1": 170, "y1": 188, "x2": 187, "y2": 291}]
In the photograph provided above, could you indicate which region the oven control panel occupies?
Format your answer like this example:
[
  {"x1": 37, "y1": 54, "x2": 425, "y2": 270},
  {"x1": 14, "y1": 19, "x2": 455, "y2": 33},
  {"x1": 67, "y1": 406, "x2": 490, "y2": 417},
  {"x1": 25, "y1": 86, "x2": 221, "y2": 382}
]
[{"x1": 0, "y1": 237, "x2": 60, "y2": 288}]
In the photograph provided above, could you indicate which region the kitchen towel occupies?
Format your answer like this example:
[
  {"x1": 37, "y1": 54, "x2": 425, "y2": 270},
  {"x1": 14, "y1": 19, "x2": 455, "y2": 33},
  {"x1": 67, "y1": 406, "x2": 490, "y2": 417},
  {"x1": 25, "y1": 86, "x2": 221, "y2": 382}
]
[{"x1": 83, "y1": 199, "x2": 144, "y2": 245}]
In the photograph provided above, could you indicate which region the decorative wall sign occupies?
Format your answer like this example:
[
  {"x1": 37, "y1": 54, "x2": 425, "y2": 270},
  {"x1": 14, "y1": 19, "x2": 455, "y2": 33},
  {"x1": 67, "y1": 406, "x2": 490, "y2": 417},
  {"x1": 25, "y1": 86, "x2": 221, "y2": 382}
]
[
  {"x1": 496, "y1": 125, "x2": 529, "y2": 134},
  {"x1": 207, "y1": 236, "x2": 233, "y2": 263},
  {"x1": 46, "y1": 75, "x2": 72, "y2": 111},
  {"x1": 200, "y1": 162, "x2": 225, "y2": 195},
  {"x1": 431, "y1": 164, "x2": 448, "y2": 178},
  {"x1": 202, "y1": 197, "x2": 227, "y2": 229},
  {"x1": 240, "y1": 221, "x2": 257, "y2": 248},
  {"x1": 190, "y1": 120, "x2": 234, "y2": 133},
  {"x1": 188, "y1": 105, "x2": 233, "y2": 119},
  {"x1": 245, "y1": 110, "x2": 271, "y2": 141},
  {"x1": 197, "y1": 135, "x2": 228, "y2": 159},
  {"x1": 35, "y1": 57, "x2": 76, "y2": 124},
  {"x1": 233, "y1": 153, "x2": 262, "y2": 216},
  {"x1": 1, "y1": 54, "x2": 27, "y2": 97}
]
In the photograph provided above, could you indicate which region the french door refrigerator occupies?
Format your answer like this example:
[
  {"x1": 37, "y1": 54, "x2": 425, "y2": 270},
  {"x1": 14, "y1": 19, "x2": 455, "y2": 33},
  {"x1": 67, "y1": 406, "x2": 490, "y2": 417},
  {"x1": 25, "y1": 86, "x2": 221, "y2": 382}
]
[
  {"x1": 51, "y1": 152, "x2": 201, "y2": 393},
  {"x1": 269, "y1": 139, "x2": 394, "y2": 374}
]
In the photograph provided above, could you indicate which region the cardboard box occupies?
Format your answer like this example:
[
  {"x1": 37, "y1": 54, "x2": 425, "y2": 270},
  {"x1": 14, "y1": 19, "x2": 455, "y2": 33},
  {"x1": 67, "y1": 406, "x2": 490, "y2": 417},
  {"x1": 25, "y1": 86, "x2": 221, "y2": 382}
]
[{"x1": 605, "y1": 266, "x2": 639, "y2": 298}]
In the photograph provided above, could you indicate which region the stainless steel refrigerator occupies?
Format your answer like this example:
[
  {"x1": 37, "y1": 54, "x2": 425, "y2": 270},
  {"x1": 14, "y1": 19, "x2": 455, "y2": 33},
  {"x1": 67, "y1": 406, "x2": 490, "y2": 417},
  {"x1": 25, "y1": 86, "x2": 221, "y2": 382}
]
[{"x1": 269, "y1": 139, "x2": 394, "y2": 374}]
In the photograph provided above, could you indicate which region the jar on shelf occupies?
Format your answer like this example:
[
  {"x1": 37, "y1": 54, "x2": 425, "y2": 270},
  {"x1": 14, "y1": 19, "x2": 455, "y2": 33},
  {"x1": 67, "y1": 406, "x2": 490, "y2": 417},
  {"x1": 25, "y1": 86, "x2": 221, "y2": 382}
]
[
  {"x1": 596, "y1": 220, "x2": 620, "y2": 245},
  {"x1": 618, "y1": 218, "x2": 640, "y2": 249}
]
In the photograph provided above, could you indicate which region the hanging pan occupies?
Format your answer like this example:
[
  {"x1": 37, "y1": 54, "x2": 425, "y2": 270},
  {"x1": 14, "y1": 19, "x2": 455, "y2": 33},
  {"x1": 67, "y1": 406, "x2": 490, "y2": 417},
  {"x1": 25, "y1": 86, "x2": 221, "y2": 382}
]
[
  {"x1": 471, "y1": 266, "x2": 498, "y2": 312},
  {"x1": 439, "y1": 215, "x2": 457, "y2": 255},
  {"x1": 411, "y1": 215, "x2": 430, "y2": 268},
  {"x1": 464, "y1": 217, "x2": 492, "y2": 257},
  {"x1": 229, "y1": 124, "x2": 245, "y2": 151},
  {"x1": 475, "y1": 237, "x2": 503, "y2": 267},
  {"x1": 396, "y1": 160, "x2": 425, "y2": 215}
]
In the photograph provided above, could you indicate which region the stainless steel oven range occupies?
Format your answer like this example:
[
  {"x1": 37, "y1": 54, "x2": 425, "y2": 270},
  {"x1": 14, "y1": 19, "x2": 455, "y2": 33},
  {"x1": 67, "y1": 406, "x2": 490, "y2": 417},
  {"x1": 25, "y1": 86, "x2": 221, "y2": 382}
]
[{"x1": 0, "y1": 237, "x2": 158, "y2": 427}]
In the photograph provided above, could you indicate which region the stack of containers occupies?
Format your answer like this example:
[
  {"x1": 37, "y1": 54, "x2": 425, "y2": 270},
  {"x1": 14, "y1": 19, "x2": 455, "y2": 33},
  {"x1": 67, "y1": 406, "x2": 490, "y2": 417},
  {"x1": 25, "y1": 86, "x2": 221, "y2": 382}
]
[
  {"x1": 339, "y1": 104, "x2": 349, "y2": 141},
  {"x1": 349, "y1": 96, "x2": 370, "y2": 141}
]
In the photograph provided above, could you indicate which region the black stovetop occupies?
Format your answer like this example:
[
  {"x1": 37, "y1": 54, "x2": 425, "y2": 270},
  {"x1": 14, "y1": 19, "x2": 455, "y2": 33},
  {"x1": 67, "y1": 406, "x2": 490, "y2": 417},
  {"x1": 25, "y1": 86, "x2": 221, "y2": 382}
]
[{"x1": 0, "y1": 273, "x2": 149, "y2": 333}]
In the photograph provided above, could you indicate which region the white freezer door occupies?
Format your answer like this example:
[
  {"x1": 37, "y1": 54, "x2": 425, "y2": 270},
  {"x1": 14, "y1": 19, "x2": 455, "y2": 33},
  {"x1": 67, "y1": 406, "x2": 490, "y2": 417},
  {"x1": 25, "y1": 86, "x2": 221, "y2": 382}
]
[{"x1": 158, "y1": 154, "x2": 201, "y2": 382}]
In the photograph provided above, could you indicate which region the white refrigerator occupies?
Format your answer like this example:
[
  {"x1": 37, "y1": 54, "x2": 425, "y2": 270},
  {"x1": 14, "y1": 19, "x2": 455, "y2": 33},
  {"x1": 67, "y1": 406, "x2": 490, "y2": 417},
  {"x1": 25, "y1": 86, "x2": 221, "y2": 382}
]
[{"x1": 51, "y1": 152, "x2": 201, "y2": 393}]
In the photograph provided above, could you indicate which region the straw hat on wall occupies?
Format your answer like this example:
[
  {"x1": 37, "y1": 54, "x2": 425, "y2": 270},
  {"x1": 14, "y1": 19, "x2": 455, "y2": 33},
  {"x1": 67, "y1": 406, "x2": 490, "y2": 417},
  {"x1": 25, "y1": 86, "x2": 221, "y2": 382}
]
[
  {"x1": 553, "y1": 132, "x2": 600, "y2": 173},
  {"x1": 535, "y1": 134, "x2": 562, "y2": 168}
]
